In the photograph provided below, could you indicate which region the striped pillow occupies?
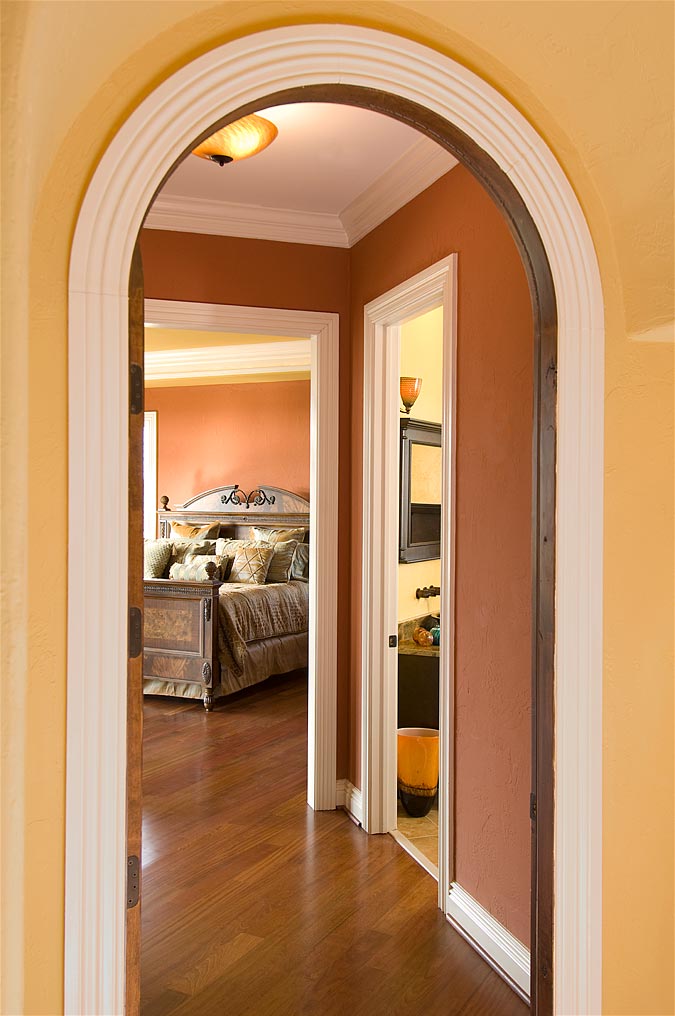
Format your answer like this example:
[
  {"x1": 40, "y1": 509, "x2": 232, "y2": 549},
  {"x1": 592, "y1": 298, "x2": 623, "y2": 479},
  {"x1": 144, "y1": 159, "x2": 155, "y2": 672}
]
[
  {"x1": 251, "y1": 525, "x2": 307, "y2": 545},
  {"x1": 266, "y1": 540, "x2": 299, "y2": 583},
  {"x1": 169, "y1": 560, "x2": 221, "y2": 582}
]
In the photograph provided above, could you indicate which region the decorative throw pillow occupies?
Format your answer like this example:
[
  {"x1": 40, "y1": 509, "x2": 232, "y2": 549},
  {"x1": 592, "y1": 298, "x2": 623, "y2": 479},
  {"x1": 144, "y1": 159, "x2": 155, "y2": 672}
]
[
  {"x1": 228, "y1": 542, "x2": 274, "y2": 584},
  {"x1": 251, "y1": 525, "x2": 307, "y2": 545},
  {"x1": 215, "y1": 537, "x2": 254, "y2": 558},
  {"x1": 170, "y1": 539, "x2": 216, "y2": 568},
  {"x1": 170, "y1": 520, "x2": 221, "y2": 541},
  {"x1": 144, "y1": 539, "x2": 172, "y2": 579},
  {"x1": 185, "y1": 551, "x2": 233, "y2": 580},
  {"x1": 291, "y1": 543, "x2": 310, "y2": 581},
  {"x1": 169, "y1": 560, "x2": 221, "y2": 581},
  {"x1": 265, "y1": 540, "x2": 299, "y2": 583}
]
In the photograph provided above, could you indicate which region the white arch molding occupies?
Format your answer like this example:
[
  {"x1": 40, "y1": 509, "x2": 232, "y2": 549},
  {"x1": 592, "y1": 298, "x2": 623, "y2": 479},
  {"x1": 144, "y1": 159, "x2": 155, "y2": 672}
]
[{"x1": 66, "y1": 24, "x2": 604, "y2": 1016}]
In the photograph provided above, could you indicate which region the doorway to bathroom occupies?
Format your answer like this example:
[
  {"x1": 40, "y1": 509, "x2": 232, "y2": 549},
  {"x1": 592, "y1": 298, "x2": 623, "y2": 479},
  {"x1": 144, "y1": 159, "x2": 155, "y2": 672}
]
[
  {"x1": 392, "y1": 304, "x2": 446, "y2": 879},
  {"x1": 360, "y1": 254, "x2": 456, "y2": 913}
]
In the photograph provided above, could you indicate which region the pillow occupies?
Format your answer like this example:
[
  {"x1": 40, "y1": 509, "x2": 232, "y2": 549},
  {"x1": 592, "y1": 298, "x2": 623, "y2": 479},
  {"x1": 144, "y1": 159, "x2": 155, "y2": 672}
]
[
  {"x1": 265, "y1": 540, "x2": 299, "y2": 584},
  {"x1": 185, "y1": 551, "x2": 233, "y2": 580},
  {"x1": 291, "y1": 543, "x2": 310, "y2": 582},
  {"x1": 215, "y1": 537, "x2": 254, "y2": 558},
  {"x1": 251, "y1": 525, "x2": 308, "y2": 545},
  {"x1": 170, "y1": 520, "x2": 221, "y2": 541},
  {"x1": 144, "y1": 539, "x2": 172, "y2": 578},
  {"x1": 228, "y1": 542, "x2": 274, "y2": 584},
  {"x1": 169, "y1": 560, "x2": 221, "y2": 581},
  {"x1": 170, "y1": 539, "x2": 216, "y2": 567}
]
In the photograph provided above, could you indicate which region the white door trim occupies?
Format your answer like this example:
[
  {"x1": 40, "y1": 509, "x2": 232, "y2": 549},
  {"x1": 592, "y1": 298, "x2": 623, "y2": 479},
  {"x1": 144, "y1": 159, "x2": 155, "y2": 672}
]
[
  {"x1": 361, "y1": 256, "x2": 457, "y2": 924},
  {"x1": 143, "y1": 298, "x2": 338, "y2": 812},
  {"x1": 142, "y1": 411, "x2": 158, "y2": 539},
  {"x1": 66, "y1": 24, "x2": 603, "y2": 1016}
]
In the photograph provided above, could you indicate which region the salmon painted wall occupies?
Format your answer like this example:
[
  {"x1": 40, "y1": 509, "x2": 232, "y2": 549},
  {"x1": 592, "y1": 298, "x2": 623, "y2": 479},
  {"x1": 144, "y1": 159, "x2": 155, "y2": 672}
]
[
  {"x1": 139, "y1": 230, "x2": 351, "y2": 776},
  {"x1": 350, "y1": 164, "x2": 534, "y2": 946},
  {"x1": 145, "y1": 380, "x2": 311, "y2": 508}
]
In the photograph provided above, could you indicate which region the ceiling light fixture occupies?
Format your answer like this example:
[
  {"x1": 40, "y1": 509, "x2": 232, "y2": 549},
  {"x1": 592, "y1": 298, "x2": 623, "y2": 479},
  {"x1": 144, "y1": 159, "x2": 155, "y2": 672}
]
[{"x1": 192, "y1": 113, "x2": 278, "y2": 166}]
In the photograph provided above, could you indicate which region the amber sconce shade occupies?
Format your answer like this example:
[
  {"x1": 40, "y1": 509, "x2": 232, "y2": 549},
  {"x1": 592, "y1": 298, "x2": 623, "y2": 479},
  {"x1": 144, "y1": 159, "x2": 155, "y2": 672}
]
[
  {"x1": 192, "y1": 114, "x2": 278, "y2": 166},
  {"x1": 400, "y1": 376, "x2": 422, "y2": 415}
]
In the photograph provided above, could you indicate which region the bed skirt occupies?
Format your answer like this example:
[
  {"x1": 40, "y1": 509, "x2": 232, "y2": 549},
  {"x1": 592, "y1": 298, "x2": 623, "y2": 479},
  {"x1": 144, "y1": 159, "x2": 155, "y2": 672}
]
[{"x1": 143, "y1": 631, "x2": 308, "y2": 701}]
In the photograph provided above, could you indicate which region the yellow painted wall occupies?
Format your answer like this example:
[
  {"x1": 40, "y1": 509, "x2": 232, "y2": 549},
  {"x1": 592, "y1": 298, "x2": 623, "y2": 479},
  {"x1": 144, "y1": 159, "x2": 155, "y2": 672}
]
[
  {"x1": 1, "y1": 3, "x2": 673, "y2": 1014},
  {"x1": 398, "y1": 307, "x2": 444, "y2": 622}
]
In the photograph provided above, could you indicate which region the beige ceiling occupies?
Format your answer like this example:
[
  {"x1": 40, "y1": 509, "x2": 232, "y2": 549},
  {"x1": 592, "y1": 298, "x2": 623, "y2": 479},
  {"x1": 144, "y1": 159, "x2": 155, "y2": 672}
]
[{"x1": 161, "y1": 103, "x2": 426, "y2": 213}]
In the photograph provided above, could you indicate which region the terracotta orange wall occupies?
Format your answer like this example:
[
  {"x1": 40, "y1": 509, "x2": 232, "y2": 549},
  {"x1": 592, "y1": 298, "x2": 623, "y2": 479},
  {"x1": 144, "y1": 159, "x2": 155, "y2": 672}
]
[
  {"x1": 139, "y1": 230, "x2": 351, "y2": 776},
  {"x1": 349, "y1": 165, "x2": 533, "y2": 945},
  {"x1": 145, "y1": 380, "x2": 310, "y2": 508}
]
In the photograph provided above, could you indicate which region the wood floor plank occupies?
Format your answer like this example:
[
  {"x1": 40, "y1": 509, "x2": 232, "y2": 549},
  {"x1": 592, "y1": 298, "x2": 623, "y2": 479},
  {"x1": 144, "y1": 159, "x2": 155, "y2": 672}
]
[{"x1": 141, "y1": 673, "x2": 528, "y2": 1015}]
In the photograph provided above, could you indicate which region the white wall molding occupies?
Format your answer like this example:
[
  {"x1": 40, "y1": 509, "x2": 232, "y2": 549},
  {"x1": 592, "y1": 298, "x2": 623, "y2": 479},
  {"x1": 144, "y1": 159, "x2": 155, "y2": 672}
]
[
  {"x1": 336, "y1": 779, "x2": 363, "y2": 826},
  {"x1": 447, "y1": 883, "x2": 530, "y2": 1000},
  {"x1": 145, "y1": 194, "x2": 349, "y2": 247},
  {"x1": 144, "y1": 299, "x2": 330, "y2": 336},
  {"x1": 340, "y1": 137, "x2": 457, "y2": 245},
  {"x1": 144, "y1": 137, "x2": 456, "y2": 248},
  {"x1": 67, "y1": 24, "x2": 604, "y2": 1015},
  {"x1": 361, "y1": 255, "x2": 457, "y2": 927},
  {"x1": 145, "y1": 340, "x2": 310, "y2": 382}
]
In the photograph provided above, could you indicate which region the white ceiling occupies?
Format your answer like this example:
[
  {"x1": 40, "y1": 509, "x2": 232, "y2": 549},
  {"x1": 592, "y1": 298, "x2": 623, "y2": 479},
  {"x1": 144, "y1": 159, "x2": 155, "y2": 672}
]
[{"x1": 148, "y1": 103, "x2": 458, "y2": 247}]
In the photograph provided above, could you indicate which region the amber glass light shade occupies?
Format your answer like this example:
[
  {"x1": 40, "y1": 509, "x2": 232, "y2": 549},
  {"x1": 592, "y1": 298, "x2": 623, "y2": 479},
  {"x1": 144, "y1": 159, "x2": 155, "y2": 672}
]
[
  {"x1": 400, "y1": 376, "x2": 422, "y2": 415},
  {"x1": 192, "y1": 114, "x2": 278, "y2": 165}
]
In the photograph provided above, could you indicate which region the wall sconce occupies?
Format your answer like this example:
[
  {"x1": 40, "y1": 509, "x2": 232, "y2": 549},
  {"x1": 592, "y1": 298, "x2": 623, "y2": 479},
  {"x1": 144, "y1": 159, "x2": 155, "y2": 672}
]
[{"x1": 400, "y1": 376, "x2": 422, "y2": 415}]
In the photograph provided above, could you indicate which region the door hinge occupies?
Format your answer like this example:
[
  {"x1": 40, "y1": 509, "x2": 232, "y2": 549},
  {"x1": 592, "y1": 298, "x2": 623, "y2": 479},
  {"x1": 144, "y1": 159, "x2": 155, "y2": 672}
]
[
  {"x1": 388, "y1": 634, "x2": 398, "y2": 648},
  {"x1": 130, "y1": 363, "x2": 144, "y2": 415},
  {"x1": 128, "y1": 606, "x2": 142, "y2": 659},
  {"x1": 127, "y1": 855, "x2": 140, "y2": 909},
  {"x1": 530, "y1": 792, "x2": 537, "y2": 821}
]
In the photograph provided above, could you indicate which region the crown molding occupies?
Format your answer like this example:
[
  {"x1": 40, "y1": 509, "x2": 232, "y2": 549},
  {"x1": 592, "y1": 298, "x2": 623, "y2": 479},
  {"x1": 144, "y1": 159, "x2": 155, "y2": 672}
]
[
  {"x1": 144, "y1": 194, "x2": 349, "y2": 247},
  {"x1": 145, "y1": 340, "x2": 311, "y2": 382},
  {"x1": 144, "y1": 137, "x2": 457, "y2": 248},
  {"x1": 340, "y1": 137, "x2": 457, "y2": 245}
]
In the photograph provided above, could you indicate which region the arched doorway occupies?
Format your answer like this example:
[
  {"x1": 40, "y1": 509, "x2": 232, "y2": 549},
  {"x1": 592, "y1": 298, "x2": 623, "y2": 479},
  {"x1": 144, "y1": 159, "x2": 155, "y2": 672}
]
[{"x1": 65, "y1": 24, "x2": 603, "y2": 1016}]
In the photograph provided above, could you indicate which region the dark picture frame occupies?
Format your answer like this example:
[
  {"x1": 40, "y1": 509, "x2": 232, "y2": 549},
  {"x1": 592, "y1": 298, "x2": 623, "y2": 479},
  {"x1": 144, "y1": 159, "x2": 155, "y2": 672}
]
[{"x1": 399, "y1": 416, "x2": 442, "y2": 563}]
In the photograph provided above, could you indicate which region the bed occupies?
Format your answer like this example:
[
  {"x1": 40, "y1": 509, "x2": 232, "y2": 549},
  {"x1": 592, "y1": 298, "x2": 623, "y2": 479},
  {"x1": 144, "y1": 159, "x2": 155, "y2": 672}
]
[{"x1": 142, "y1": 483, "x2": 310, "y2": 710}]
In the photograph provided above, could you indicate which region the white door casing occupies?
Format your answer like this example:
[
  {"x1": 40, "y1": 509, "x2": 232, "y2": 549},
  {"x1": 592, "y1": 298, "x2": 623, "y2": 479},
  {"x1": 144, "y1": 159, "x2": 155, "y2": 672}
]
[
  {"x1": 66, "y1": 24, "x2": 604, "y2": 1016},
  {"x1": 360, "y1": 255, "x2": 457, "y2": 928},
  {"x1": 143, "y1": 299, "x2": 339, "y2": 813}
]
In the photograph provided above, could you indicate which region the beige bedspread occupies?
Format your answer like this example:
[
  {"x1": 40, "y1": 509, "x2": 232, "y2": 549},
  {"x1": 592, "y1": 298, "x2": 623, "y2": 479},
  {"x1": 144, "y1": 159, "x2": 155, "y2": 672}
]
[{"x1": 217, "y1": 579, "x2": 309, "y2": 677}]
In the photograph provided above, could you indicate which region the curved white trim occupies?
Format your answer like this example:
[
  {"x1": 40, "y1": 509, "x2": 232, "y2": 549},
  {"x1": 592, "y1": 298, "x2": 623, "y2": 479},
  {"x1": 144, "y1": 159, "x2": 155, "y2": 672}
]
[{"x1": 67, "y1": 24, "x2": 603, "y2": 1016}]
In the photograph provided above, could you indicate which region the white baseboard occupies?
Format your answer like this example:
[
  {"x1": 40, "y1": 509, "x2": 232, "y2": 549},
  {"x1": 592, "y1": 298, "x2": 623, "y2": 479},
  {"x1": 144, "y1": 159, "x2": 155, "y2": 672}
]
[
  {"x1": 336, "y1": 779, "x2": 363, "y2": 826},
  {"x1": 446, "y1": 882, "x2": 530, "y2": 999}
]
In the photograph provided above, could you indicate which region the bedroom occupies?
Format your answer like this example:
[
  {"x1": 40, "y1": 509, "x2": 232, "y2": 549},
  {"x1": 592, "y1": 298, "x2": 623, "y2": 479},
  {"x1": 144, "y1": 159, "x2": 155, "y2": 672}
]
[{"x1": 135, "y1": 99, "x2": 533, "y2": 1012}]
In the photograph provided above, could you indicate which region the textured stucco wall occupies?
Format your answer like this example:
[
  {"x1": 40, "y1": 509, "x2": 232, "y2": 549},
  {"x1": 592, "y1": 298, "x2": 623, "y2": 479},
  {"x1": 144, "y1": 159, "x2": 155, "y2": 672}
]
[{"x1": 351, "y1": 165, "x2": 533, "y2": 946}]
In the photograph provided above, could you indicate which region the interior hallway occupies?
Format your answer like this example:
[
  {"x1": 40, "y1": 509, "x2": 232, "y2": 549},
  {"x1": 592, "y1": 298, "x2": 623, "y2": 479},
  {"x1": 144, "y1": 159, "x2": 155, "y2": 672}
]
[{"x1": 141, "y1": 672, "x2": 528, "y2": 1015}]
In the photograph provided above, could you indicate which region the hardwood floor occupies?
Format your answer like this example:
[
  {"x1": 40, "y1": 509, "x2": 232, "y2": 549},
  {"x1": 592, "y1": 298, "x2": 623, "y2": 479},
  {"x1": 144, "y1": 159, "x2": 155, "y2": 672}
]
[{"x1": 141, "y1": 673, "x2": 528, "y2": 1016}]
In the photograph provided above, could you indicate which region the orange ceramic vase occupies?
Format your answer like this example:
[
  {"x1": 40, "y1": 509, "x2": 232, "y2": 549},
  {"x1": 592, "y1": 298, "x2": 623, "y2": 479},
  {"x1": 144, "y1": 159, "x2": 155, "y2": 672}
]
[{"x1": 397, "y1": 727, "x2": 439, "y2": 817}]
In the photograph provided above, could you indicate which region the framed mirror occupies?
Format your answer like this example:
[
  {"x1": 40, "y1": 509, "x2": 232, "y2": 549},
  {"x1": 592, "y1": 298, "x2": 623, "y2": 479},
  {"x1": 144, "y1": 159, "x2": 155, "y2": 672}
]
[{"x1": 399, "y1": 417, "x2": 442, "y2": 562}]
